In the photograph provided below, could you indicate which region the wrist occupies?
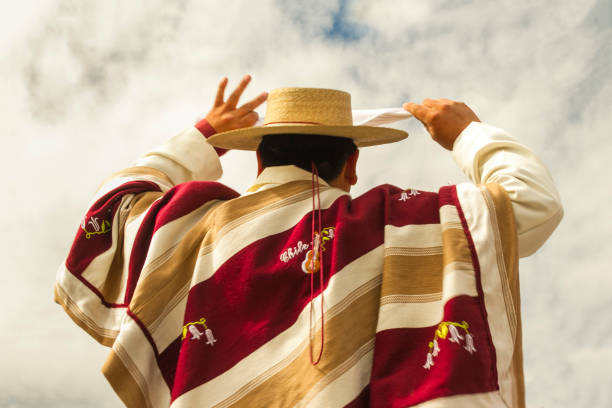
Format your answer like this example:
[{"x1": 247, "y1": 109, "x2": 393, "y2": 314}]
[{"x1": 195, "y1": 118, "x2": 228, "y2": 157}]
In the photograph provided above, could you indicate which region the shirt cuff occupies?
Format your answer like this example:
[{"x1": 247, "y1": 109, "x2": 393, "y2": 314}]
[
  {"x1": 195, "y1": 118, "x2": 228, "y2": 157},
  {"x1": 138, "y1": 126, "x2": 223, "y2": 183}
]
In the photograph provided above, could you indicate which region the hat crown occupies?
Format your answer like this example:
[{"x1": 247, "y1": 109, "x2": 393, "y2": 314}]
[{"x1": 264, "y1": 88, "x2": 353, "y2": 127}]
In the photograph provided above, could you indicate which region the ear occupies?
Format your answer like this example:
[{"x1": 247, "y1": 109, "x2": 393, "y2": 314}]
[
  {"x1": 344, "y1": 149, "x2": 359, "y2": 186},
  {"x1": 256, "y1": 150, "x2": 263, "y2": 175}
]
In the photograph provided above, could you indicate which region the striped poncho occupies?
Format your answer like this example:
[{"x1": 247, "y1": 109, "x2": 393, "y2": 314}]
[{"x1": 55, "y1": 160, "x2": 525, "y2": 407}]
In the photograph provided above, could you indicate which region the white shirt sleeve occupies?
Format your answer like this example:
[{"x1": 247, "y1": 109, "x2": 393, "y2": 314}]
[
  {"x1": 452, "y1": 122, "x2": 563, "y2": 257},
  {"x1": 133, "y1": 126, "x2": 223, "y2": 185}
]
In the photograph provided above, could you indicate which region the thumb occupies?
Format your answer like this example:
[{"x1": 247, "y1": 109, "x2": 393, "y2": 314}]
[{"x1": 403, "y1": 102, "x2": 428, "y2": 122}]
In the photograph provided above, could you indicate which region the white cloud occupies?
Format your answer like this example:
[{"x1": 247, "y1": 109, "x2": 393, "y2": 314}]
[{"x1": 1, "y1": 0, "x2": 611, "y2": 406}]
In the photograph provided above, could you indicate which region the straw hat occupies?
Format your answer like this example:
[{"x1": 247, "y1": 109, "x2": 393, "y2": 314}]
[{"x1": 206, "y1": 87, "x2": 408, "y2": 151}]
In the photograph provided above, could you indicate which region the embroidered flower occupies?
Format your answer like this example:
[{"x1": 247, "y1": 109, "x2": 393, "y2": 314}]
[
  {"x1": 423, "y1": 352, "x2": 434, "y2": 370},
  {"x1": 448, "y1": 324, "x2": 464, "y2": 343},
  {"x1": 464, "y1": 333, "x2": 477, "y2": 354},
  {"x1": 189, "y1": 325, "x2": 204, "y2": 340},
  {"x1": 432, "y1": 338, "x2": 440, "y2": 357},
  {"x1": 182, "y1": 317, "x2": 217, "y2": 346},
  {"x1": 81, "y1": 215, "x2": 112, "y2": 239},
  {"x1": 205, "y1": 328, "x2": 217, "y2": 346},
  {"x1": 422, "y1": 320, "x2": 477, "y2": 370}
]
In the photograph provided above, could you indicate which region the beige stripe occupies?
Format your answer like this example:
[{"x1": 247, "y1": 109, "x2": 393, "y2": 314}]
[
  {"x1": 103, "y1": 348, "x2": 151, "y2": 408},
  {"x1": 384, "y1": 246, "x2": 443, "y2": 256},
  {"x1": 442, "y1": 228, "x2": 473, "y2": 265},
  {"x1": 127, "y1": 191, "x2": 164, "y2": 223},
  {"x1": 482, "y1": 184, "x2": 520, "y2": 325},
  {"x1": 99, "y1": 204, "x2": 129, "y2": 303},
  {"x1": 222, "y1": 283, "x2": 380, "y2": 408},
  {"x1": 382, "y1": 254, "x2": 444, "y2": 296},
  {"x1": 297, "y1": 339, "x2": 375, "y2": 407},
  {"x1": 381, "y1": 293, "x2": 443, "y2": 305},
  {"x1": 54, "y1": 283, "x2": 118, "y2": 346}
]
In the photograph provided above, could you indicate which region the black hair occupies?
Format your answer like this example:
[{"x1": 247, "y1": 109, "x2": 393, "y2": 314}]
[{"x1": 257, "y1": 133, "x2": 357, "y2": 183}]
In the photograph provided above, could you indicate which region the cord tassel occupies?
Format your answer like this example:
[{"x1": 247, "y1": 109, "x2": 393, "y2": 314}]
[{"x1": 309, "y1": 162, "x2": 325, "y2": 365}]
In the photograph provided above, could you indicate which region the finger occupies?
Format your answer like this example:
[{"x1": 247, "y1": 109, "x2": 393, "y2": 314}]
[
  {"x1": 239, "y1": 111, "x2": 260, "y2": 128},
  {"x1": 403, "y1": 102, "x2": 430, "y2": 121},
  {"x1": 214, "y1": 77, "x2": 228, "y2": 107},
  {"x1": 227, "y1": 75, "x2": 252, "y2": 107},
  {"x1": 239, "y1": 91, "x2": 268, "y2": 111}
]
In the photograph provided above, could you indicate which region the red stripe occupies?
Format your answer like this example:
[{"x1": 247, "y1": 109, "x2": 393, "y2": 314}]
[
  {"x1": 166, "y1": 184, "x2": 439, "y2": 399},
  {"x1": 369, "y1": 296, "x2": 498, "y2": 407},
  {"x1": 263, "y1": 121, "x2": 323, "y2": 126},
  {"x1": 125, "y1": 181, "x2": 239, "y2": 304},
  {"x1": 65, "y1": 180, "x2": 162, "y2": 308},
  {"x1": 384, "y1": 185, "x2": 439, "y2": 226}
]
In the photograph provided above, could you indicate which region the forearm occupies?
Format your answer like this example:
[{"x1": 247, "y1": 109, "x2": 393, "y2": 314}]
[{"x1": 452, "y1": 122, "x2": 563, "y2": 257}]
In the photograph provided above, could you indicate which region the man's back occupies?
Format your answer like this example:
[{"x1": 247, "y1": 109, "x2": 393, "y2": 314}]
[{"x1": 55, "y1": 81, "x2": 562, "y2": 407}]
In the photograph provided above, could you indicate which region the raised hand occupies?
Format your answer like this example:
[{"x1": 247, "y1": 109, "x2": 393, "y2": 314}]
[
  {"x1": 403, "y1": 99, "x2": 480, "y2": 150},
  {"x1": 205, "y1": 75, "x2": 268, "y2": 134}
]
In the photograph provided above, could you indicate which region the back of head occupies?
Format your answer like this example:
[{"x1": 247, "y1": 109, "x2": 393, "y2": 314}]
[{"x1": 257, "y1": 134, "x2": 357, "y2": 183}]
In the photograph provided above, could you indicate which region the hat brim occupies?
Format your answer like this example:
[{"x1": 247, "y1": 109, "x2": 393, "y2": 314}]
[{"x1": 206, "y1": 124, "x2": 408, "y2": 151}]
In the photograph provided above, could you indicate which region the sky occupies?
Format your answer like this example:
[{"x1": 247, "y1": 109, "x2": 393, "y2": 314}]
[{"x1": 1, "y1": 0, "x2": 610, "y2": 406}]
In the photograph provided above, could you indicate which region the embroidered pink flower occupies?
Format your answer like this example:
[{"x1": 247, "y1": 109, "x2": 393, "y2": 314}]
[
  {"x1": 205, "y1": 328, "x2": 217, "y2": 346},
  {"x1": 423, "y1": 352, "x2": 434, "y2": 370},
  {"x1": 464, "y1": 333, "x2": 477, "y2": 354},
  {"x1": 432, "y1": 339, "x2": 440, "y2": 357},
  {"x1": 448, "y1": 324, "x2": 464, "y2": 343}
]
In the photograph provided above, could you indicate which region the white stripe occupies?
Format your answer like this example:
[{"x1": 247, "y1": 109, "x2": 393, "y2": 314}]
[
  {"x1": 56, "y1": 264, "x2": 125, "y2": 334},
  {"x1": 456, "y1": 182, "x2": 515, "y2": 407},
  {"x1": 376, "y1": 267, "x2": 477, "y2": 331},
  {"x1": 410, "y1": 391, "x2": 506, "y2": 407},
  {"x1": 385, "y1": 224, "x2": 443, "y2": 248},
  {"x1": 151, "y1": 292, "x2": 188, "y2": 352},
  {"x1": 302, "y1": 345, "x2": 374, "y2": 408},
  {"x1": 172, "y1": 245, "x2": 384, "y2": 408},
  {"x1": 114, "y1": 316, "x2": 171, "y2": 408},
  {"x1": 440, "y1": 204, "x2": 463, "y2": 230}
]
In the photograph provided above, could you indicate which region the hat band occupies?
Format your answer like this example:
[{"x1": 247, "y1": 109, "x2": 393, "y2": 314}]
[{"x1": 263, "y1": 121, "x2": 324, "y2": 126}]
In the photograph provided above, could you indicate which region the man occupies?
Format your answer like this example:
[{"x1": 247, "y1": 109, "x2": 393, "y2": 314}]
[{"x1": 55, "y1": 75, "x2": 562, "y2": 407}]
